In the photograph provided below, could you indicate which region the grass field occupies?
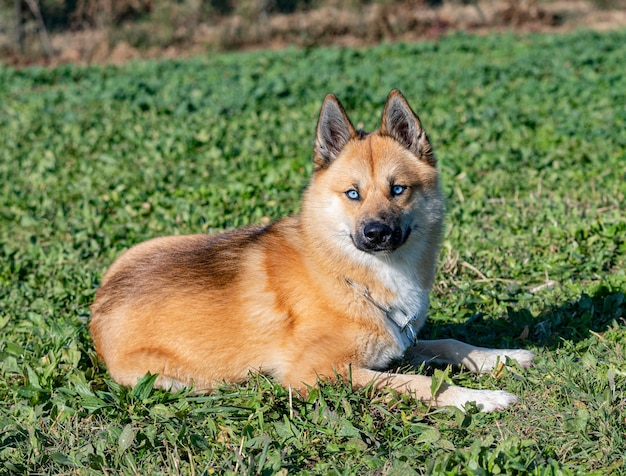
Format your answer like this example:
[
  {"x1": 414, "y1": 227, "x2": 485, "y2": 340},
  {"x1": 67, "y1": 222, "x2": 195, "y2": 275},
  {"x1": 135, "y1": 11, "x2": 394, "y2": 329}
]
[{"x1": 1, "y1": 29, "x2": 625, "y2": 474}]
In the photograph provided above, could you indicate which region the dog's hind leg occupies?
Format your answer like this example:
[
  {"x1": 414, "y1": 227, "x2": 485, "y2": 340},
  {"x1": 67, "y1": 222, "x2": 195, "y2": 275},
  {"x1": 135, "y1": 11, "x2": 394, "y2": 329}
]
[
  {"x1": 103, "y1": 348, "x2": 208, "y2": 393},
  {"x1": 350, "y1": 368, "x2": 518, "y2": 412},
  {"x1": 405, "y1": 339, "x2": 535, "y2": 373},
  {"x1": 107, "y1": 363, "x2": 190, "y2": 392}
]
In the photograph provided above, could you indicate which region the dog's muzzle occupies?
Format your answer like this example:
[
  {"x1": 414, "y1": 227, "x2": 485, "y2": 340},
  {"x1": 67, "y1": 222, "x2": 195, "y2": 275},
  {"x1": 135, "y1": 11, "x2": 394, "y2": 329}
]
[{"x1": 354, "y1": 220, "x2": 410, "y2": 253}]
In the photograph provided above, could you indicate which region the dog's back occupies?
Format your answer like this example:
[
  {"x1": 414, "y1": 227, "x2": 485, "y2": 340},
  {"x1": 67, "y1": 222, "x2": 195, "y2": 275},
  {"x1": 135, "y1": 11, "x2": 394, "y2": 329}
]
[{"x1": 90, "y1": 218, "x2": 312, "y2": 390}]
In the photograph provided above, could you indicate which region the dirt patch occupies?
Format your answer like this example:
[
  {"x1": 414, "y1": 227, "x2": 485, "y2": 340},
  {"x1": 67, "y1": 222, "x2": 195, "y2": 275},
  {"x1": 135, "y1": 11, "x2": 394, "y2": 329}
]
[{"x1": 3, "y1": 0, "x2": 626, "y2": 67}]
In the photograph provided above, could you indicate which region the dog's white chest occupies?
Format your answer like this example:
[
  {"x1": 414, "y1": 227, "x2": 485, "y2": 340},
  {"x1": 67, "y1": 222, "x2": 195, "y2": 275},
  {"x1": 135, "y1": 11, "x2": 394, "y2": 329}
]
[{"x1": 351, "y1": 258, "x2": 431, "y2": 367}]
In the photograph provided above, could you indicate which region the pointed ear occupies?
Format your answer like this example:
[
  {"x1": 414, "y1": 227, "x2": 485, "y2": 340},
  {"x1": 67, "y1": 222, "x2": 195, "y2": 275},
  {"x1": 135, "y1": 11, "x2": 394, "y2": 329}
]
[
  {"x1": 314, "y1": 94, "x2": 357, "y2": 170},
  {"x1": 380, "y1": 89, "x2": 435, "y2": 167}
]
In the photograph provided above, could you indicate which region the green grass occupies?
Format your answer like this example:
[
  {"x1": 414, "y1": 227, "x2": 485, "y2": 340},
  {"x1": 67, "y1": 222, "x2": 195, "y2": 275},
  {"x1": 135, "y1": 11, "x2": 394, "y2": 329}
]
[{"x1": 1, "y1": 29, "x2": 625, "y2": 474}]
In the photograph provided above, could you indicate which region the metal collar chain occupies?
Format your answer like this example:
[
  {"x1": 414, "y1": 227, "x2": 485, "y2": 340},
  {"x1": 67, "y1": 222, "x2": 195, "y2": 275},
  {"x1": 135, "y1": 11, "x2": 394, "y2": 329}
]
[{"x1": 344, "y1": 278, "x2": 419, "y2": 344}]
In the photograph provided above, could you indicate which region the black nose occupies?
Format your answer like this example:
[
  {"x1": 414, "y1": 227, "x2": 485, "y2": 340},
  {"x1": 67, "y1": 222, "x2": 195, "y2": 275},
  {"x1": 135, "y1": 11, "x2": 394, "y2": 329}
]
[{"x1": 363, "y1": 222, "x2": 393, "y2": 246}]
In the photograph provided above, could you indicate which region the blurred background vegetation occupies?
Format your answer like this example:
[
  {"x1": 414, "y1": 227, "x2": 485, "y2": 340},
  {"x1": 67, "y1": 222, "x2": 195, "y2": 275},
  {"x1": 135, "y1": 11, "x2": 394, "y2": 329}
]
[{"x1": 1, "y1": 0, "x2": 625, "y2": 65}]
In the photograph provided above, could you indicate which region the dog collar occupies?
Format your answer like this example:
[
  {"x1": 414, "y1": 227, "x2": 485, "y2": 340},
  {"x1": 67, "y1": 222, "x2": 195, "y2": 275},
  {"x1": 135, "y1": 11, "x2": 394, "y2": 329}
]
[
  {"x1": 386, "y1": 309, "x2": 419, "y2": 345},
  {"x1": 345, "y1": 278, "x2": 419, "y2": 344}
]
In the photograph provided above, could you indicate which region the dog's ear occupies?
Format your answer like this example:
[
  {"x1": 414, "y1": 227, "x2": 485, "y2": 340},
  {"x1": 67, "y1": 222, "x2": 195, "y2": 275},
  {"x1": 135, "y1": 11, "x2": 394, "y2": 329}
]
[
  {"x1": 314, "y1": 94, "x2": 357, "y2": 170},
  {"x1": 381, "y1": 89, "x2": 435, "y2": 167}
]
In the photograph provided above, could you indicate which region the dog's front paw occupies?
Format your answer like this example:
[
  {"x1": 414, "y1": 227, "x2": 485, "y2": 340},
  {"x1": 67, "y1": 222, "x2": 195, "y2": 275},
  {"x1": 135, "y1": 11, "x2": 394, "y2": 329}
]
[
  {"x1": 440, "y1": 386, "x2": 520, "y2": 412},
  {"x1": 503, "y1": 349, "x2": 536, "y2": 369},
  {"x1": 490, "y1": 348, "x2": 536, "y2": 372},
  {"x1": 468, "y1": 348, "x2": 536, "y2": 373},
  {"x1": 471, "y1": 389, "x2": 519, "y2": 412}
]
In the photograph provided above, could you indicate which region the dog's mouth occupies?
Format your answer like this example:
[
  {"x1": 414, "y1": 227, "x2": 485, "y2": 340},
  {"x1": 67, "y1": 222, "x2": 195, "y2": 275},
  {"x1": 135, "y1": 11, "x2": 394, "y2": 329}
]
[{"x1": 352, "y1": 222, "x2": 411, "y2": 253}]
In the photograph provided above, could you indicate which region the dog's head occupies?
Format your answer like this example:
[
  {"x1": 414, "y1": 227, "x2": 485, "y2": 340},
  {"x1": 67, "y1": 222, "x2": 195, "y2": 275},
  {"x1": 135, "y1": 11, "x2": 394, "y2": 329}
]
[{"x1": 303, "y1": 90, "x2": 444, "y2": 262}]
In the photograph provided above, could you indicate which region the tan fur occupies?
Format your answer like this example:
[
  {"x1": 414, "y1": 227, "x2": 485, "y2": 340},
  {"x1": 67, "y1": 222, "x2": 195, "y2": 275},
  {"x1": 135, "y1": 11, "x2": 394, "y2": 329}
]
[{"x1": 90, "y1": 90, "x2": 535, "y2": 412}]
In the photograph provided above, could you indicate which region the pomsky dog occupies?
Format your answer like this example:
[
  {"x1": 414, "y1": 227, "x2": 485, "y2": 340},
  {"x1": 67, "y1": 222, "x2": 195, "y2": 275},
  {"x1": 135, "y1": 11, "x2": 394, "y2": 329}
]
[{"x1": 90, "y1": 90, "x2": 535, "y2": 412}]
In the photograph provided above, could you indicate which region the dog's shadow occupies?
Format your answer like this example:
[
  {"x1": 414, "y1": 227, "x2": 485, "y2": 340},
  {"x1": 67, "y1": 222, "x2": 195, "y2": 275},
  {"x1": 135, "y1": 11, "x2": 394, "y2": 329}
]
[{"x1": 420, "y1": 284, "x2": 625, "y2": 353}]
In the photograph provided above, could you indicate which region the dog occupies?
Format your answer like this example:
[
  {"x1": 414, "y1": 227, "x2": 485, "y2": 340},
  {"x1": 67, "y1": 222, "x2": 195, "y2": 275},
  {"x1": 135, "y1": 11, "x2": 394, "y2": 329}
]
[{"x1": 90, "y1": 89, "x2": 535, "y2": 412}]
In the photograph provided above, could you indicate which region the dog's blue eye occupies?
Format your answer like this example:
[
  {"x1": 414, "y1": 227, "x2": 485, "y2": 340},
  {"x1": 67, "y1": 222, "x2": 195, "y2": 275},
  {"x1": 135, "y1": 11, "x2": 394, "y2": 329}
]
[
  {"x1": 345, "y1": 189, "x2": 360, "y2": 200},
  {"x1": 392, "y1": 185, "x2": 406, "y2": 197}
]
